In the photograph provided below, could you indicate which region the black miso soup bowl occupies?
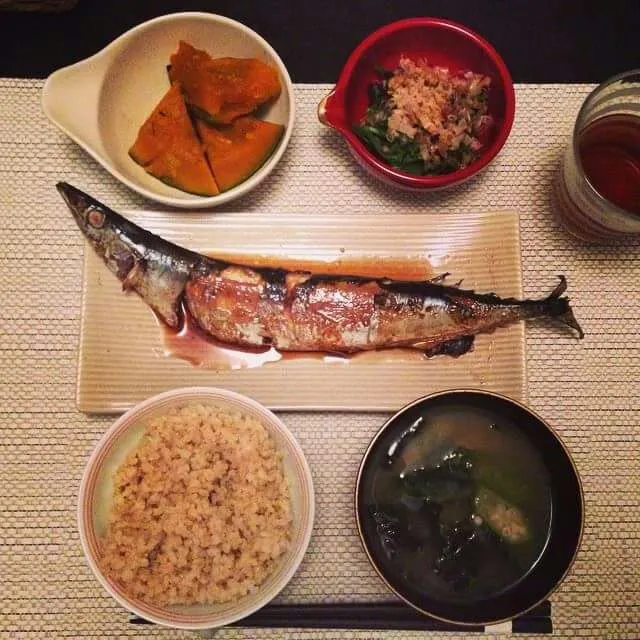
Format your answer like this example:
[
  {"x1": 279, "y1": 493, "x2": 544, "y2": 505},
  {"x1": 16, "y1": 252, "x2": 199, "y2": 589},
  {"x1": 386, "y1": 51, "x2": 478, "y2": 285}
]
[{"x1": 355, "y1": 389, "x2": 584, "y2": 626}]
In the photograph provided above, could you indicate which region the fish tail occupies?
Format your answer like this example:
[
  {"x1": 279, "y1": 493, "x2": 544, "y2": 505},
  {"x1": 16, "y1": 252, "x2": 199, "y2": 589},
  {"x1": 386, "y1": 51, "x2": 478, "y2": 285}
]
[{"x1": 535, "y1": 276, "x2": 584, "y2": 338}]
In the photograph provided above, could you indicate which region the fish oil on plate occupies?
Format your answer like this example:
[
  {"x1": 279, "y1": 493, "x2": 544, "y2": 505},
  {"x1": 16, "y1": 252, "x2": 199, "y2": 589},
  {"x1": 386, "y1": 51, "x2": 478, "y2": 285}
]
[{"x1": 356, "y1": 390, "x2": 583, "y2": 625}]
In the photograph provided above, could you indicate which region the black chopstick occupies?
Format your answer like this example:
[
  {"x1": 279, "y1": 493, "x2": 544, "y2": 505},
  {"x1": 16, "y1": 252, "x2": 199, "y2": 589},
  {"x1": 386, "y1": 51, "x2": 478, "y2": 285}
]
[
  {"x1": 512, "y1": 617, "x2": 553, "y2": 634},
  {"x1": 129, "y1": 600, "x2": 552, "y2": 633}
]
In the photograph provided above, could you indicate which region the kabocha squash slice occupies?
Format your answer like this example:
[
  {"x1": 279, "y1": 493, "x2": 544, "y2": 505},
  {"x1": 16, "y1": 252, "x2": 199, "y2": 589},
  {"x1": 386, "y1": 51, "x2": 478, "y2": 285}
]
[
  {"x1": 196, "y1": 116, "x2": 284, "y2": 192},
  {"x1": 169, "y1": 41, "x2": 281, "y2": 125},
  {"x1": 129, "y1": 83, "x2": 219, "y2": 196}
]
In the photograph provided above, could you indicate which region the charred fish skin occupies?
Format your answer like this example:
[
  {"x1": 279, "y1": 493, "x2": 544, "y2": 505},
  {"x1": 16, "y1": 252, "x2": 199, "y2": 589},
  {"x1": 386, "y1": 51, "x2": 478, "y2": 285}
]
[
  {"x1": 59, "y1": 184, "x2": 584, "y2": 354},
  {"x1": 57, "y1": 182, "x2": 200, "y2": 328},
  {"x1": 419, "y1": 275, "x2": 585, "y2": 341},
  {"x1": 185, "y1": 262, "x2": 584, "y2": 353}
]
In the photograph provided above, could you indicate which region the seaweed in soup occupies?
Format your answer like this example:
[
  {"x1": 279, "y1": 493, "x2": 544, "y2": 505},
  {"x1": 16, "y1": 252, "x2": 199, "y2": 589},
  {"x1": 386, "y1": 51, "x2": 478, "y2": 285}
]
[{"x1": 364, "y1": 404, "x2": 552, "y2": 602}]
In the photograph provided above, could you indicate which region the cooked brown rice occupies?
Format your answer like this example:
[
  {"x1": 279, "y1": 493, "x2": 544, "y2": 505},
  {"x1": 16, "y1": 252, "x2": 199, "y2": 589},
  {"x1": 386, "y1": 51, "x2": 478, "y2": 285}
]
[{"x1": 99, "y1": 403, "x2": 292, "y2": 606}]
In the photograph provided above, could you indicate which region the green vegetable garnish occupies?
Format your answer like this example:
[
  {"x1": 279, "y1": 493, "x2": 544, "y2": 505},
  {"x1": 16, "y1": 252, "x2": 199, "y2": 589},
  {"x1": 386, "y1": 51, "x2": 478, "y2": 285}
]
[
  {"x1": 353, "y1": 61, "x2": 490, "y2": 176},
  {"x1": 354, "y1": 124, "x2": 425, "y2": 174}
]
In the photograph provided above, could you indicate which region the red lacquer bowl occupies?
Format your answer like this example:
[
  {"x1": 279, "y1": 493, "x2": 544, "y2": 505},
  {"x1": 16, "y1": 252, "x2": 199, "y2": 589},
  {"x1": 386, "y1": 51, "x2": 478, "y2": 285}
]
[{"x1": 318, "y1": 18, "x2": 516, "y2": 190}]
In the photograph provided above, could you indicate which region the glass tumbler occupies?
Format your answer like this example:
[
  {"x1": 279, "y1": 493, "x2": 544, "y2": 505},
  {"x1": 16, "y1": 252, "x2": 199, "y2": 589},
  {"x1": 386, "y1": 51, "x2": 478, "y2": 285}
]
[{"x1": 555, "y1": 69, "x2": 640, "y2": 242}]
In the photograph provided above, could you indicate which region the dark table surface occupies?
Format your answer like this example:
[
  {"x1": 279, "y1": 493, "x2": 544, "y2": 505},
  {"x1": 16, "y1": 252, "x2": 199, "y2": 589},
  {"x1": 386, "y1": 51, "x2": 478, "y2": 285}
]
[{"x1": 0, "y1": 0, "x2": 638, "y2": 83}]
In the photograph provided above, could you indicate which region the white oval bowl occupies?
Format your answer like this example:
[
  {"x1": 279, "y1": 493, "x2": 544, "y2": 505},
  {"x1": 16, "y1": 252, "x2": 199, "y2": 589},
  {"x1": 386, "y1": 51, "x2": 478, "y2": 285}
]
[
  {"x1": 78, "y1": 387, "x2": 314, "y2": 630},
  {"x1": 43, "y1": 13, "x2": 295, "y2": 208}
]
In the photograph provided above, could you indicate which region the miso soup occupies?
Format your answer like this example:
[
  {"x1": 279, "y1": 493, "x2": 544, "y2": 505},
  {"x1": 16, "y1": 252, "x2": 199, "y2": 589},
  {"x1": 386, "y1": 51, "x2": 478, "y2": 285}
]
[{"x1": 360, "y1": 399, "x2": 552, "y2": 603}]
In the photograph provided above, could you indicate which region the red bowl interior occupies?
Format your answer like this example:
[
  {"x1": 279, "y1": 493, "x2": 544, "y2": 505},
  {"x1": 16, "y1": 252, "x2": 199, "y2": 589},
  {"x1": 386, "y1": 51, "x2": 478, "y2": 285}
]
[{"x1": 324, "y1": 18, "x2": 515, "y2": 189}]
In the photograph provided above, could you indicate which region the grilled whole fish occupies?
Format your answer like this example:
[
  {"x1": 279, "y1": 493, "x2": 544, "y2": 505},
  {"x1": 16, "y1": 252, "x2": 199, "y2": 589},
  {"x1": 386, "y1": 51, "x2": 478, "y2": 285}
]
[{"x1": 58, "y1": 183, "x2": 584, "y2": 356}]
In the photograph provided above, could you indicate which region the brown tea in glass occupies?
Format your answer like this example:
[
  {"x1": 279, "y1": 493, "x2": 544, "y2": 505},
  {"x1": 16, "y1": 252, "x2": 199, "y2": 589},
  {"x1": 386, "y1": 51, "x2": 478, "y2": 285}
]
[{"x1": 556, "y1": 70, "x2": 640, "y2": 242}]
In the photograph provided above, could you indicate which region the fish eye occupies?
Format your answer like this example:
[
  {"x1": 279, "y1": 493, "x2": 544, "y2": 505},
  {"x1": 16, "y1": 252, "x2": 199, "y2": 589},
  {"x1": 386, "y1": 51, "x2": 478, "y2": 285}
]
[{"x1": 87, "y1": 208, "x2": 105, "y2": 228}]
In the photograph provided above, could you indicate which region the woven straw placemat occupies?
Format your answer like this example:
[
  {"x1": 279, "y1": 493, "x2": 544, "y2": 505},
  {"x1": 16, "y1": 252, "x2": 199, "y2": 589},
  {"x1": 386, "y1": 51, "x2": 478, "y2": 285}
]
[{"x1": 1, "y1": 79, "x2": 638, "y2": 639}]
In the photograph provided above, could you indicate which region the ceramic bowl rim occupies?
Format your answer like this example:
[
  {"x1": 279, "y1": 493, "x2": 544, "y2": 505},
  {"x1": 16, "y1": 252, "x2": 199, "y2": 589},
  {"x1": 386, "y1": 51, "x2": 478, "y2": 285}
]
[
  {"x1": 354, "y1": 388, "x2": 584, "y2": 626},
  {"x1": 77, "y1": 386, "x2": 315, "y2": 630},
  {"x1": 42, "y1": 12, "x2": 295, "y2": 209}
]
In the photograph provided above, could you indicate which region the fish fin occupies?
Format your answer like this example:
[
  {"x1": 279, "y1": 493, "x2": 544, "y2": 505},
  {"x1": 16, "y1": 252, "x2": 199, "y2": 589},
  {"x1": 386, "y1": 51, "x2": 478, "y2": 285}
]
[
  {"x1": 121, "y1": 259, "x2": 146, "y2": 291},
  {"x1": 424, "y1": 335, "x2": 475, "y2": 358},
  {"x1": 428, "y1": 272, "x2": 451, "y2": 284},
  {"x1": 548, "y1": 274, "x2": 568, "y2": 298},
  {"x1": 542, "y1": 275, "x2": 585, "y2": 339}
]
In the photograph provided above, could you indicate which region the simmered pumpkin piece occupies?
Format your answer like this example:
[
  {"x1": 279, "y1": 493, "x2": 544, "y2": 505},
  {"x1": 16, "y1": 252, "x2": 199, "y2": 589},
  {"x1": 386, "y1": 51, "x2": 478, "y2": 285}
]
[
  {"x1": 129, "y1": 82, "x2": 187, "y2": 166},
  {"x1": 169, "y1": 41, "x2": 281, "y2": 124},
  {"x1": 129, "y1": 83, "x2": 219, "y2": 196},
  {"x1": 144, "y1": 150, "x2": 219, "y2": 197},
  {"x1": 196, "y1": 116, "x2": 284, "y2": 192}
]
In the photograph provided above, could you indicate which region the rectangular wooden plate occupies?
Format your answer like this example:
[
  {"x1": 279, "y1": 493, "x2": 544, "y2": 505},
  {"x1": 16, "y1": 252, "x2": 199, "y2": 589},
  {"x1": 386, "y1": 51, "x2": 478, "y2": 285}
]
[{"x1": 77, "y1": 211, "x2": 525, "y2": 413}]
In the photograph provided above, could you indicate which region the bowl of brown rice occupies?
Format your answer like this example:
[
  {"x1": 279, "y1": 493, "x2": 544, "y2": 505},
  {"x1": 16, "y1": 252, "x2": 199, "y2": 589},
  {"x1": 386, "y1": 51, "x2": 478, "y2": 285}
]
[{"x1": 78, "y1": 387, "x2": 314, "y2": 630}]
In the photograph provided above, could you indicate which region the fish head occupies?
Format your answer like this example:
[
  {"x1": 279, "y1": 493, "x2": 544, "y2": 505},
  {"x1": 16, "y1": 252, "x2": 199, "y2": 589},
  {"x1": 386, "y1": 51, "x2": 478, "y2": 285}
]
[
  {"x1": 58, "y1": 182, "x2": 197, "y2": 329},
  {"x1": 57, "y1": 181, "x2": 142, "y2": 281},
  {"x1": 57, "y1": 182, "x2": 113, "y2": 244}
]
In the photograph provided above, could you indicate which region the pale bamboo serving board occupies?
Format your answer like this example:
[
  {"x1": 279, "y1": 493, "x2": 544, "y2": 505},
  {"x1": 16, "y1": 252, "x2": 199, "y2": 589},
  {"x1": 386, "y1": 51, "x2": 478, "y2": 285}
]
[{"x1": 78, "y1": 210, "x2": 525, "y2": 412}]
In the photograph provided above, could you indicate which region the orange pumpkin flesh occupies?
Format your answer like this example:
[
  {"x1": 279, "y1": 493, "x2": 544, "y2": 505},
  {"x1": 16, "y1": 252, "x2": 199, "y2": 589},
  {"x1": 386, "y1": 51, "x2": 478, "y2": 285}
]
[
  {"x1": 129, "y1": 83, "x2": 219, "y2": 196},
  {"x1": 196, "y1": 116, "x2": 284, "y2": 192},
  {"x1": 169, "y1": 41, "x2": 281, "y2": 124}
]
